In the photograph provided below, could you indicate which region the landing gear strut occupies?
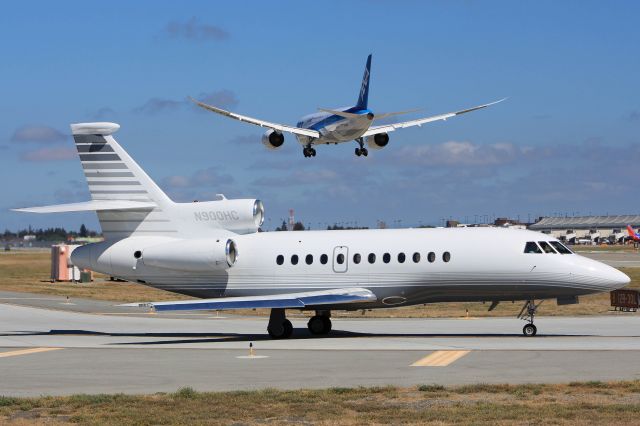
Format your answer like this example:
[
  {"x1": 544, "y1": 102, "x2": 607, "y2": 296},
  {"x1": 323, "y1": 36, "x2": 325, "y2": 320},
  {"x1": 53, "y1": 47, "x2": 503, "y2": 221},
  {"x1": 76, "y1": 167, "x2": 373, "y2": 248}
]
[
  {"x1": 354, "y1": 138, "x2": 368, "y2": 157},
  {"x1": 267, "y1": 308, "x2": 293, "y2": 339},
  {"x1": 518, "y1": 300, "x2": 542, "y2": 337},
  {"x1": 303, "y1": 145, "x2": 316, "y2": 158},
  {"x1": 307, "y1": 310, "x2": 332, "y2": 335}
]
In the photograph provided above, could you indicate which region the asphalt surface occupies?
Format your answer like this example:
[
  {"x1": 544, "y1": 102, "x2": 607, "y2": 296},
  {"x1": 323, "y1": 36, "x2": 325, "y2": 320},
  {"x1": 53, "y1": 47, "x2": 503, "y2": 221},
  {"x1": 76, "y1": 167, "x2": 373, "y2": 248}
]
[
  {"x1": 1, "y1": 290, "x2": 640, "y2": 396},
  {"x1": 580, "y1": 250, "x2": 640, "y2": 267}
]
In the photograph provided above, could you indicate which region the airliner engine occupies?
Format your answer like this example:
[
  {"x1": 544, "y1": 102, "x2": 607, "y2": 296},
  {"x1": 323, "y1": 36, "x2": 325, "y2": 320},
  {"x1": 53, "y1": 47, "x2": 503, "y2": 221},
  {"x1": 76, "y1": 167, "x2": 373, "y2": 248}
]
[
  {"x1": 142, "y1": 238, "x2": 238, "y2": 271},
  {"x1": 262, "y1": 129, "x2": 285, "y2": 149},
  {"x1": 365, "y1": 133, "x2": 389, "y2": 150},
  {"x1": 191, "y1": 199, "x2": 265, "y2": 234}
]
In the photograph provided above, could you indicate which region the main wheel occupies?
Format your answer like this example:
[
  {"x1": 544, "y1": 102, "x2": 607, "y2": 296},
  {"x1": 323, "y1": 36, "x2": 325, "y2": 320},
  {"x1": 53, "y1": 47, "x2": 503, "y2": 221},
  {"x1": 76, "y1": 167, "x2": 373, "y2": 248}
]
[
  {"x1": 308, "y1": 315, "x2": 331, "y2": 335},
  {"x1": 362, "y1": 148, "x2": 368, "y2": 157},
  {"x1": 355, "y1": 147, "x2": 362, "y2": 156},
  {"x1": 268, "y1": 319, "x2": 293, "y2": 339},
  {"x1": 311, "y1": 148, "x2": 317, "y2": 157},
  {"x1": 283, "y1": 319, "x2": 293, "y2": 338},
  {"x1": 522, "y1": 323, "x2": 537, "y2": 337}
]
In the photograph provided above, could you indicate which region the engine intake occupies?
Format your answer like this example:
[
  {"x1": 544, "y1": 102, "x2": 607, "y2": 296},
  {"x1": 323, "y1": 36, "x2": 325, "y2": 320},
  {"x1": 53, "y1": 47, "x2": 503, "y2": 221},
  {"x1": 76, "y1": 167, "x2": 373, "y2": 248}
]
[
  {"x1": 142, "y1": 238, "x2": 238, "y2": 272},
  {"x1": 365, "y1": 133, "x2": 390, "y2": 150},
  {"x1": 262, "y1": 129, "x2": 285, "y2": 149}
]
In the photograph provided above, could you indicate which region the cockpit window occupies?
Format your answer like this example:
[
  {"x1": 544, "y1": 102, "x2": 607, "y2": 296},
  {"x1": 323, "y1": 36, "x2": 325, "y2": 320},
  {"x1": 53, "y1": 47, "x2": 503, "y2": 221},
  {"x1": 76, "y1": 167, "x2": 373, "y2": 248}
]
[
  {"x1": 538, "y1": 241, "x2": 557, "y2": 254},
  {"x1": 550, "y1": 241, "x2": 573, "y2": 254},
  {"x1": 524, "y1": 242, "x2": 542, "y2": 254}
]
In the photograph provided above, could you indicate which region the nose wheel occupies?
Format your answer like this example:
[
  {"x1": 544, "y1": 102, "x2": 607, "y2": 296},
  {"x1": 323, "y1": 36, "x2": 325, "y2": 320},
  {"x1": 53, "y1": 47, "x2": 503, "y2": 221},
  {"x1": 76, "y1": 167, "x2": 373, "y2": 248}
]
[
  {"x1": 303, "y1": 146, "x2": 316, "y2": 157},
  {"x1": 354, "y1": 138, "x2": 368, "y2": 157},
  {"x1": 518, "y1": 300, "x2": 542, "y2": 337}
]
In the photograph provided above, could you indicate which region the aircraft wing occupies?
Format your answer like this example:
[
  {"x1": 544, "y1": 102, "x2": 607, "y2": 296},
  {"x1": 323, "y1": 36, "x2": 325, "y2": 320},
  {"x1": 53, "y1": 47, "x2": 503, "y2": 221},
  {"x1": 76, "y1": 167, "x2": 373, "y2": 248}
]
[
  {"x1": 190, "y1": 97, "x2": 320, "y2": 138},
  {"x1": 362, "y1": 98, "x2": 506, "y2": 137},
  {"x1": 120, "y1": 287, "x2": 376, "y2": 312}
]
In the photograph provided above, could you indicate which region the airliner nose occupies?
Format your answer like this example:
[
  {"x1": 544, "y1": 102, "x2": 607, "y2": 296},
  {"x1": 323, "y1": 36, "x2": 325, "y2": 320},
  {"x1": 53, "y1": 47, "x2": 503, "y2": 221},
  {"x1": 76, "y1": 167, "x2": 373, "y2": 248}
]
[{"x1": 609, "y1": 267, "x2": 631, "y2": 289}]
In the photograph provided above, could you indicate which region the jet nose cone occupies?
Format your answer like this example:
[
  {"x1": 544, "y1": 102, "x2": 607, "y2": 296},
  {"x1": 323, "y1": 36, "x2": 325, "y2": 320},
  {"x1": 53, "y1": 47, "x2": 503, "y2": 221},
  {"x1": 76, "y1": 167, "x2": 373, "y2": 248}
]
[{"x1": 610, "y1": 267, "x2": 631, "y2": 289}]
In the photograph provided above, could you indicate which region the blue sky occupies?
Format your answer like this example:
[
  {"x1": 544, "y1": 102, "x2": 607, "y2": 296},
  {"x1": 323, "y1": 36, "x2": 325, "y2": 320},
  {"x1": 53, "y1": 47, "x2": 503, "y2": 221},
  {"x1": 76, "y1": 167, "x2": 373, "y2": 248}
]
[{"x1": 1, "y1": 1, "x2": 639, "y2": 231}]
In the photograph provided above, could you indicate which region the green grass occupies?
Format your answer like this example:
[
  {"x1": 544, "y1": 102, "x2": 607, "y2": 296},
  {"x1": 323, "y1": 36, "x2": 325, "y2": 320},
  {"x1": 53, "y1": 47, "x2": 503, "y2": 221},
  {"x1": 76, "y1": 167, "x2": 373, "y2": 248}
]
[{"x1": 1, "y1": 381, "x2": 640, "y2": 425}]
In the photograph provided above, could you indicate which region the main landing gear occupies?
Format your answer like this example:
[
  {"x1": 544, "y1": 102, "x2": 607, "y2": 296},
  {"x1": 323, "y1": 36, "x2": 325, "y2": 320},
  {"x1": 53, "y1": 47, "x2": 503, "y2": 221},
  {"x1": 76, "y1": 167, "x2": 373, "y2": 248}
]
[
  {"x1": 303, "y1": 146, "x2": 316, "y2": 158},
  {"x1": 518, "y1": 300, "x2": 542, "y2": 337},
  {"x1": 354, "y1": 138, "x2": 368, "y2": 157},
  {"x1": 267, "y1": 308, "x2": 293, "y2": 339},
  {"x1": 307, "y1": 310, "x2": 332, "y2": 335},
  {"x1": 266, "y1": 309, "x2": 333, "y2": 339}
]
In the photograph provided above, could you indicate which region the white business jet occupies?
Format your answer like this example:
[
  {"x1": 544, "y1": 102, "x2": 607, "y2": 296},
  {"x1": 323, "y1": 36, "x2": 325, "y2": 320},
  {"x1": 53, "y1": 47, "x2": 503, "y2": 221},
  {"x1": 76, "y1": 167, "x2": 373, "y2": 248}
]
[
  {"x1": 191, "y1": 55, "x2": 505, "y2": 158},
  {"x1": 14, "y1": 122, "x2": 628, "y2": 338}
]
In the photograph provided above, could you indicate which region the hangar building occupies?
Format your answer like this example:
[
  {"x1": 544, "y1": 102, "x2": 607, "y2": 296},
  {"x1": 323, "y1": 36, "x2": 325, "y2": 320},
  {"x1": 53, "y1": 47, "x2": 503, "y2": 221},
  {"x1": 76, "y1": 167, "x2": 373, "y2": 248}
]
[{"x1": 529, "y1": 215, "x2": 640, "y2": 243}]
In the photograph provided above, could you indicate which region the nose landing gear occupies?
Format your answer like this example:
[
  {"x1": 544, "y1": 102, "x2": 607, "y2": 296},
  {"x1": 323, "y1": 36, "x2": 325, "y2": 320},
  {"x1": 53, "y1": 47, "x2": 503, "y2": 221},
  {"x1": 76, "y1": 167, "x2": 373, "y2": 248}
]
[{"x1": 518, "y1": 300, "x2": 542, "y2": 337}]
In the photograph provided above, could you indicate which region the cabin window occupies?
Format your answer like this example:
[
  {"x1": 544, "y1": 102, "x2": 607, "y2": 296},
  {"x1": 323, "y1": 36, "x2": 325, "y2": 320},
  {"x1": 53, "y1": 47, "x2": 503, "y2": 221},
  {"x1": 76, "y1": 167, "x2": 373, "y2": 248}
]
[
  {"x1": 428, "y1": 252, "x2": 436, "y2": 263},
  {"x1": 276, "y1": 255, "x2": 284, "y2": 265},
  {"x1": 538, "y1": 241, "x2": 557, "y2": 254},
  {"x1": 291, "y1": 254, "x2": 299, "y2": 265},
  {"x1": 305, "y1": 254, "x2": 313, "y2": 265},
  {"x1": 524, "y1": 242, "x2": 542, "y2": 254},
  {"x1": 336, "y1": 253, "x2": 345, "y2": 264},
  {"x1": 413, "y1": 252, "x2": 421, "y2": 263},
  {"x1": 383, "y1": 253, "x2": 391, "y2": 263},
  {"x1": 443, "y1": 252, "x2": 451, "y2": 262},
  {"x1": 353, "y1": 253, "x2": 361, "y2": 264},
  {"x1": 320, "y1": 254, "x2": 328, "y2": 264},
  {"x1": 368, "y1": 253, "x2": 376, "y2": 264},
  {"x1": 398, "y1": 253, "x2": 406, "y2": 263},
  {"x1": 550, "y1": 241, "x2": 573, "y2": 254}
]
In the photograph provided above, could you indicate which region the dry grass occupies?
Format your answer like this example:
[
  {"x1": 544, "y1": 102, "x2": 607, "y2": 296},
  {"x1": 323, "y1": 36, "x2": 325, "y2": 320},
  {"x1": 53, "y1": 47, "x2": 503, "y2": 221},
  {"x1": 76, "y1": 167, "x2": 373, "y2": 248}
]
[
  {"x1": 0, "y1": 251, "x2": 638, "y2": 318},
  {"x1": 1, "y1": 381, "x2": 640, "y2": 425},
  {"x1": 0, "y1": 251, "x2": 191, "y2": 303}
]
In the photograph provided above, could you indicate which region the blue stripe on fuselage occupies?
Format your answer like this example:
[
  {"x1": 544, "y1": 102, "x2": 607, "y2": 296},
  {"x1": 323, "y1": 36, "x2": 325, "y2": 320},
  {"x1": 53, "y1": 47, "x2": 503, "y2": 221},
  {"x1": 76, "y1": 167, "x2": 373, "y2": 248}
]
[{"x1": 306, "y1": 107, "x2": 371, "y2": 131}]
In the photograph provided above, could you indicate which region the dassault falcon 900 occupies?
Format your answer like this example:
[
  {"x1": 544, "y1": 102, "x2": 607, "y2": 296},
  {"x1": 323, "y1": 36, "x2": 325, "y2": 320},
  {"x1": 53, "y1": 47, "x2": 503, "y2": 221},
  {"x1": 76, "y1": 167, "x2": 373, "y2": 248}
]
[
  {"x1": 191, "y1": 54, "x2": 505, "y2": 158},
  {"x1": 14, "y1": 122, "x2": 629, "y2": 338}
]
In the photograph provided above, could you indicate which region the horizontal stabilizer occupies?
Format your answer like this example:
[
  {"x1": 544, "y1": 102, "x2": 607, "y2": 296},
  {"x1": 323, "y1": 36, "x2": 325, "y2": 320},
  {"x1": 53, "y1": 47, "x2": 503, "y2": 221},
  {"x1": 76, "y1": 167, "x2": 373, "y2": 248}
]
[
  {"x1": 13, "y1": 200, "x2": 157, "y2": 214},
  {"x1": 120, "y1": 287, "x2": 377, "y2": 312},
  {"x1": 317, "y1": 108, "x2": 362, "y2": 119}
]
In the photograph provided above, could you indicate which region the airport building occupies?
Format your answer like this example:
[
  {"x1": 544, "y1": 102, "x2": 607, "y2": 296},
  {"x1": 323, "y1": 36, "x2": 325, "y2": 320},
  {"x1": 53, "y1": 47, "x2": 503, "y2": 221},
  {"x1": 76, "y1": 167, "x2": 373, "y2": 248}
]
[{"x1": 529, "y1": 215, "x2": 640, "y2": 243}]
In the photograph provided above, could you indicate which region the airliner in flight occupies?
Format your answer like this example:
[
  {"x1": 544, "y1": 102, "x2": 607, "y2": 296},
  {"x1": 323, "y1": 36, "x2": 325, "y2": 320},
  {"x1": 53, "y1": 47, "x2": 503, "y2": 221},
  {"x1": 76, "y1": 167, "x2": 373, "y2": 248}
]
[
  {"x1": 15, "y1": 122, "x2": 628, "y2": 338},
  {"x1": 191, "y1": 55, "x2": 505, "y2": 158}
]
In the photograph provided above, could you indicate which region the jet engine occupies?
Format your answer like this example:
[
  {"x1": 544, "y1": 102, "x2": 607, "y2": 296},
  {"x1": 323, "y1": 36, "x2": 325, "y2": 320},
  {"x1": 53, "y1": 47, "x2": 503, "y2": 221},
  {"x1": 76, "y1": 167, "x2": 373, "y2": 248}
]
[
  {"x1": 262, "y1": 129, "x2": 285, "y2": 150},
  {"x1": 191, "y1": 198, "x2": 265, "y2": 234},
  {"x1": 365, "y1": 133, "x2": 390, "y2": 150},
  {"x1": 142, "y1": 238, "x2": 238, "y2": 272}
]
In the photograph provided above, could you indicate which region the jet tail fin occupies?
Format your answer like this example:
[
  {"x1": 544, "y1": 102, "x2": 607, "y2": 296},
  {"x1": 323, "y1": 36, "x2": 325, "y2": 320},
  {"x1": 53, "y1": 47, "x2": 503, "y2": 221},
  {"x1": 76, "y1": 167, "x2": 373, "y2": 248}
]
[
  {"x1": 356, "y1": 54, "x2": 372, "y2": 109},
  {"x1": 627, "y1": 225, "x2": 637, "y2": 238}
]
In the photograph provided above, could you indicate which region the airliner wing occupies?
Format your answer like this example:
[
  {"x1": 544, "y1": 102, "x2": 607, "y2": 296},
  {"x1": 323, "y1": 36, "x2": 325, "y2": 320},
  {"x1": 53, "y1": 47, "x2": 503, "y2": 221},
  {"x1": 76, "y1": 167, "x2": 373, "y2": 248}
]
[
  {"x1": 190, "y1": 98, "x2": 320, "y2": 138},
  {"x1": 362, "y1": 98, "x2": 506, "y2": 137},
  {"x1": 120, "y1": 287, "x2": 376, "y2": 312}
]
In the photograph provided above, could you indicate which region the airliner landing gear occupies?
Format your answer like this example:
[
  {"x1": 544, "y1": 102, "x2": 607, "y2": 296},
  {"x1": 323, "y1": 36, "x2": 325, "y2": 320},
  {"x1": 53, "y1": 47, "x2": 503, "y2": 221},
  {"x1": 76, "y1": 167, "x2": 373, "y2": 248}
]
[
  {"x1": 267, "y1": 308, "x2": 293, "y2": 339},
  {"x1": 518, "y1": 300, "x2": 542, "y2": 337},
  {"x1": 354, "y1": 138, "x2": 368, "y2": 157},
  {"x1": 303, "y1": 146, "x2": 316, "y2": 158},
  {"x1": 307, "y1": 310, "x2": 332, "y2": 335}
]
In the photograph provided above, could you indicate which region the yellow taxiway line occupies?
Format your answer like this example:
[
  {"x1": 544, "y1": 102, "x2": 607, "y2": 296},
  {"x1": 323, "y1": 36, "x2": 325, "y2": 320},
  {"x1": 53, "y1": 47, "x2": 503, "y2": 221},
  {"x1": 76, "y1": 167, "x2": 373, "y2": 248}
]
[
  {"x1": 411, "y1": 350, "x2": 470, "y2": 367},
  {"x1": 0, "y1": 347, "x2": 63, "y2": 358}
]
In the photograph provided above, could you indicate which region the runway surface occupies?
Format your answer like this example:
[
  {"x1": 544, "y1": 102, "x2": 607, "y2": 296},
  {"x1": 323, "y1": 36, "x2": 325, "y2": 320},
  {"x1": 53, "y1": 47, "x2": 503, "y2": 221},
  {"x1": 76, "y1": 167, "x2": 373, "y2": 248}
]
[
  {"x1": 580, "y1": 250, "x2": 640, "y2": 267},
  {"x1": 1, "y1": 291, "x2": 640, "y2": 396}
]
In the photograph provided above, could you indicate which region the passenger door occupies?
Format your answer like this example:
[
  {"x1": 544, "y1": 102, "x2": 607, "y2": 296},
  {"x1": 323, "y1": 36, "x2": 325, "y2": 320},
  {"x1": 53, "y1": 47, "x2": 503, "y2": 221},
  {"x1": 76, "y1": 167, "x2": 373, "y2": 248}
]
[{"x1": 332, "y1": 246, "x2": 348, "y2": 273}]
